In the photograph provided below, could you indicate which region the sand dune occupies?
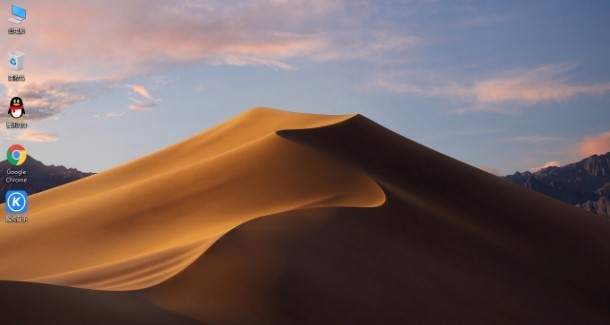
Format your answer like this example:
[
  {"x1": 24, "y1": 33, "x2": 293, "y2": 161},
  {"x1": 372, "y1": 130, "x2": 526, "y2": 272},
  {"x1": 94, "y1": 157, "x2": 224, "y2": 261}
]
[
  {"x1": 0, "y1": 108, "x2": 608, "y2": 324},
  {"x1": 0, "y1": 108, "x2": 384, "y2": 290}
]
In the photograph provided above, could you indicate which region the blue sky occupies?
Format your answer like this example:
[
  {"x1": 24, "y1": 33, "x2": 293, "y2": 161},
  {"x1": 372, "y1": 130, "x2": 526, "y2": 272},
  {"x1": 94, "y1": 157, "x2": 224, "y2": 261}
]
[{"x1": 1, "y1": 0, "x2": 609, "y2": 175}]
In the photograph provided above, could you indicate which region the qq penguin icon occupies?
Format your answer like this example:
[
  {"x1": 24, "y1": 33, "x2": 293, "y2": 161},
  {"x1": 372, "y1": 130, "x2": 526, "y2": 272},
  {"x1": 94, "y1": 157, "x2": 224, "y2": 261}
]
[{"x1": 8, "y1": 97, "x2": 25, "y2": 119}]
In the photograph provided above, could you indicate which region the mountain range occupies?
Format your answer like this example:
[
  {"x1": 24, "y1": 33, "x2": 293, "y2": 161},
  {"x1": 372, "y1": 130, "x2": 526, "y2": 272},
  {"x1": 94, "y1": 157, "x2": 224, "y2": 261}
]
[
  {"x1": 504, "y1": 152, "x2": 610, "y2": 218},
  {"x1": 2, "y1": 151, "x2": 608, "y2": 221},
  {"x1": 0, "y1": 156, "x2": 94, "y2": 203}
]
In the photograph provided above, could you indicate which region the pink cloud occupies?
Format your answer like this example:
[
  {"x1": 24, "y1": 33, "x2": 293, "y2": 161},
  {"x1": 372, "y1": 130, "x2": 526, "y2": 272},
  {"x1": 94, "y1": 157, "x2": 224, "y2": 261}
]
[
  {"x1": 126, "y1": 85, "x2": 158, "y2": 110},
  {"x1": 530, "y1": 161, "x2": 561, "y2": 173},
  {"x1": 580, "y1": 132, "x2": 610, "y2": 156},
  {"x1": 514, "y1": 132, "x2": 610, "y2": 173},
  {"x1": 128, "y1": 85, "x2": 154, "y2": 100},
  {"x1": 18, "y1": 1, "x2": 335, "y2": 81},
  {"x1": 0, "y1": 128, "x2": 58, "y2": 143},
  {"x1": 509, "y1": 136, "x2": 561, "y2": 143},
  {"x1": 472, "y1": 64, "x2": 610, "y2": 104},
  {"x1": 2, "y1": 80, "x2": 116, "y2": 120},
  {"x1": 375, "y1": 64, "x2": 610, "y2": 109},
  {"x1": 128, "y1": 99, "x2": 157, "y2": 111},
  {"x1": 18, "y1": 130, "x2": 59, "y2": 142},
  {"x1": 4, "y1": 0, "x2": 415, "y2": 120},
  {"x1": 16, "y1": 0, "x2": 414, "y2": 84}
]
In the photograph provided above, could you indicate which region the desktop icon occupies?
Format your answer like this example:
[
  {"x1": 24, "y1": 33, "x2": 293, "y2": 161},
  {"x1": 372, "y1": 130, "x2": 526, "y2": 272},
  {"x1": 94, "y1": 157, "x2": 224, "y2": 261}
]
[
  {"x1": 8, "y1": 51, "x2": 25, "y2": 70},
  {"x1": 8, "y1": 5, "x2": 26, "y2": 24},
  {"x1": 6, "y1": 190, "x2": 28, "y2": 214},
  {"x1": 8, "y1": 97, "x2": 25, "y2": 119},
  {"x1": 7, "y1": 144, "x2": 27, "y2": 166}
]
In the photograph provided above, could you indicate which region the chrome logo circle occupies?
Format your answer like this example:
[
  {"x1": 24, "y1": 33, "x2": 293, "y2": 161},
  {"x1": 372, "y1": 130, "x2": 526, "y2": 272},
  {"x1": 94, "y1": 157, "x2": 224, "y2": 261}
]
[{"x1": 7, "y1": 144, "x2": 27, "y2": 166}]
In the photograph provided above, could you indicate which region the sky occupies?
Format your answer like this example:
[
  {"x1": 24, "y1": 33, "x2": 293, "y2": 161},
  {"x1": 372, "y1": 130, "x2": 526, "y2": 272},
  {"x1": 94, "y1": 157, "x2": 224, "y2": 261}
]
[{"x1": 0, "y1": 0, "x2": 609, "y2": 175}]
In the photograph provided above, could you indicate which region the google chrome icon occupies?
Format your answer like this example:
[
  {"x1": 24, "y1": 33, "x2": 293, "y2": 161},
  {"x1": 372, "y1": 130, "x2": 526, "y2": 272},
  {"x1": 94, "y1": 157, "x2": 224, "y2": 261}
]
[{"x1": 7, "y1": 144, "x2": 27, "y2": 166}]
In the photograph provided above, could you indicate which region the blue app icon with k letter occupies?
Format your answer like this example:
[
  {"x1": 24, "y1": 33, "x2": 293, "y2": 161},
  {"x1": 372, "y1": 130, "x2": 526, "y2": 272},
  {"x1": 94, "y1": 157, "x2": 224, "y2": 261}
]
[{"x1": 6, "y1": 190, "x2": 28, "y2": 213}]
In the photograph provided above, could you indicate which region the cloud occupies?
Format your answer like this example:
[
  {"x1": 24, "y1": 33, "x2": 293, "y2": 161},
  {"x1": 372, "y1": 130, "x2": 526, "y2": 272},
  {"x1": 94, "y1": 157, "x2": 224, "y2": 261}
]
[
  {"x1": 530, "y1": 161, "x2": 561, "y2": 173},
  {"x1": 150, "y1": 76, "x2": 171, "y2": 89},
  {"x1": 0, "y1": 128, "x2": 58, "y2": 143},
  {"x1": 580, "y1": 131, "x2": 610, "y2": 156},
  {"x1": 128, "y1": 85, "x2": 154, "y2": 100},
  {"x1": 508, "y1": 136, "x2": 561, "y2": 143},
  {"x1": 374, "y1": 64, "x2": 610, "y2": 110},
  {"x1": 471, "y1": 64, "x2": 610, "y2": 105},
  {"x1": 373, "y1": 72, "x2": 476, "y2": 100},
  {"x1": 18, "y1": 129, "x2": 59, "y2": 142},
  {"x1": 19, "y1": 1, "x2": 320, "y2": 79},
  {"x1": 209, "y1": 55, "x2": 297, "y2": 70},
  {"x1": 431, "y1": 129, "x2": 502, "y2": 140},
  {"x1": 126, "y1": 85, "x2": 159, "y2": 111},
  {"x1": 312, "y1": 33, "x2": 420, "y2": 62},
  {"x1": 2, "y1": 80, "x2": 117, "y2": 120},
  {"x1": 128, "y1": 99, "x2": 157, "y2": 111},
  {"x1": 193, "y1": 83, "x2": 206, "y2": 93},
  {"x1": 264, "y1": 0, "x2": 343, "y2": 17},
  {"x1": 516, "y1": 131, "x2": 610, "y2": 172},
  {"x1": 6, "y1": 0, "x2": 416, "y2": 121},
  {"x1": 94, "y1": 112, "x2": 125, "y2": 120},
  {"x1": 21, "y1": 0, "x2": 417, "y2": 80}
]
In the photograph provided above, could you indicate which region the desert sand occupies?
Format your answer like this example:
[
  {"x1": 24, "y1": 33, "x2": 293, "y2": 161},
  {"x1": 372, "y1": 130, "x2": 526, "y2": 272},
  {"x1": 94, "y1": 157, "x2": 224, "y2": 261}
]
[{"x1": 0, "y1": 108, "x2": 608, "y2": 324}]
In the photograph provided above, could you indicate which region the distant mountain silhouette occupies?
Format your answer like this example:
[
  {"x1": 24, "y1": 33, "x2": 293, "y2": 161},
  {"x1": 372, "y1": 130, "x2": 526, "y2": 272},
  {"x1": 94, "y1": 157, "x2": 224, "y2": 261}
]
[
  {"x1": 504, "y1": 152, "x2": 610, "y2": 218},
  {"x1": 0, "y1": 156, "x2": 94, "y2": 203}
]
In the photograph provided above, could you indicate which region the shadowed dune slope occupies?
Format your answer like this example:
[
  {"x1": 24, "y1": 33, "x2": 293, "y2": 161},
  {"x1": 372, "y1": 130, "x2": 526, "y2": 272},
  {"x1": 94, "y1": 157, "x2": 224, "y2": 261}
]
[
  {"x1": 0, "y1": 281, "x2": 199, "y2": 325},
  {"x1": 145, "y1": 114, "x2": 610, "y2": 324},
  {"x1": 0, "y1": 109, "x2": 609, "y2": 324}
]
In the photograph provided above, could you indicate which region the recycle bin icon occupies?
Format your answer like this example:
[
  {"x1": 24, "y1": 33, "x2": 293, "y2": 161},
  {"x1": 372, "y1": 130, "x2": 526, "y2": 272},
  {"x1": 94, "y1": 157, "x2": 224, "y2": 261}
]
[{"x1": 8, "y1": 51, "x2": 25, "y2": 71}]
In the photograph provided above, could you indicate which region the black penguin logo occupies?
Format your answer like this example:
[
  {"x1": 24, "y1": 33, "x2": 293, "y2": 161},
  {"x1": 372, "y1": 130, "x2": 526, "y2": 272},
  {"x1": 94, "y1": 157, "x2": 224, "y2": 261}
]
[{"x1": 8, "y1": 97, "x2": 25, "y2": 119}]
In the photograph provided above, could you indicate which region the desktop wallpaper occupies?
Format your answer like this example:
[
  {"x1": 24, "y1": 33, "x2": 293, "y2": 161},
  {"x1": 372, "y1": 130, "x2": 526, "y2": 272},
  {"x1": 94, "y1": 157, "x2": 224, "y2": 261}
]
[{"x1": 0, "y1": 1, "x2": 609, "y2": 324}]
